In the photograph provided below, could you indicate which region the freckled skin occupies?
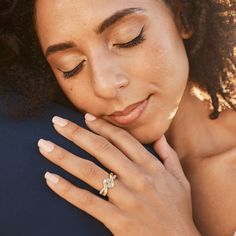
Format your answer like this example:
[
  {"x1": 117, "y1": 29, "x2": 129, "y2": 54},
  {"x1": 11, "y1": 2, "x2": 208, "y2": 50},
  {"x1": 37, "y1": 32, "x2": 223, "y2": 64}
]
[
  {"x1": 35, "y1": 0, "x2": 189, "y2": 144},
  {"x1": 35, "y1": 1, "x2": 236, "y2": 235}
]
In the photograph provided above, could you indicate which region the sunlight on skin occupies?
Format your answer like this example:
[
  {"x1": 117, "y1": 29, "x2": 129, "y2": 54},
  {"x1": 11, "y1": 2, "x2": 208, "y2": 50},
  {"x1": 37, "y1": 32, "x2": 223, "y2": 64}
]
[
  {"x1": 34, "y1": 1, "x2": 236, "y2": 235},
  {"x1": 168, "y1": 106, "x2": 179, "y2": 120},
  {"x1": 35, "y1": 0, "x2": 190, "y2": 144}
]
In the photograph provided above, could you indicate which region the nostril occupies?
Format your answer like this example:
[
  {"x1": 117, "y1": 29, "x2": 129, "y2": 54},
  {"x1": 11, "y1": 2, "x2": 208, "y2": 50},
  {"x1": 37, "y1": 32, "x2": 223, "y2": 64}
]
[
  {"x1": 93, "y1": 81, "x2": 118, "y2": 98},
  {"x1": 116, "y1": 74, "x2": 129, "y2": 89},
  {"x1": 92, "y1": 73, "x2": 129, "y2": 98}
]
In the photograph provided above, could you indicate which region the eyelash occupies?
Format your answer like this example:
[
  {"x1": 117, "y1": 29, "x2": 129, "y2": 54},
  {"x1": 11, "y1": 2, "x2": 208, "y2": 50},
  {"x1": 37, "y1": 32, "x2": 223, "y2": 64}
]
[
  {"x1": 114, "y1": 26, "x2": 146, "y2": 49},
  {"x1": 63, "y1": 60, "x2": 86, "y2": 79},
  {"x1": 62, "y1": 26, "x2": 146, "y2": 79}
]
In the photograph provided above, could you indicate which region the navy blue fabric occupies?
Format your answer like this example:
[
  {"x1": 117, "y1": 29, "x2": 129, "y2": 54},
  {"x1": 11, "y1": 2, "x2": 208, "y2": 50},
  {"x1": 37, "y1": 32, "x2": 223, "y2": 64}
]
[{"x1": 0, "y1": 102, "x2": 159, "y2": 236}]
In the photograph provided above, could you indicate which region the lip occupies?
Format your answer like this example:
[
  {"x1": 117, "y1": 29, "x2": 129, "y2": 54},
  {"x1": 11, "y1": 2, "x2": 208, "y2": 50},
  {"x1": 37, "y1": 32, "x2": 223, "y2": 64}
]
[{"x1": 107, "y1": 95, "x2": 151, "y2": 125}]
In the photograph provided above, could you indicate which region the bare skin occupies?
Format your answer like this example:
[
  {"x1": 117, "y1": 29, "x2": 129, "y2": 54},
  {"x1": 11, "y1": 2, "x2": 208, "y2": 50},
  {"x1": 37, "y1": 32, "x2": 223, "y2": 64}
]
[
  {"x1": 35, "y1": 0, "x2": 236, "y2": 235},
  {"x1": 38, "y1": 117, "x2": 200, "y2": 236},
  {"x1": 167, "y1": 86, "x2": 236, "y2": 236}
]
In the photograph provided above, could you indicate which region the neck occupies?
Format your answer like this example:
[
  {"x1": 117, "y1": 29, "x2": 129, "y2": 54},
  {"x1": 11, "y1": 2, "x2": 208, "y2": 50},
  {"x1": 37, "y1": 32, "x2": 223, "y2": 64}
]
[{"x1": 165, "y1": 82, "x2": 236, "y2": 165}]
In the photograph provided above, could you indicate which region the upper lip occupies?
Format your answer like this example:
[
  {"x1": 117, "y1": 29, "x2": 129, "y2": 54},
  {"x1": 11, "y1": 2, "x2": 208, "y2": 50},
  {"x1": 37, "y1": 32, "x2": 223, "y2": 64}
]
[{"x1": 108, "y1": 97, "x2": 148, "y2": 117}]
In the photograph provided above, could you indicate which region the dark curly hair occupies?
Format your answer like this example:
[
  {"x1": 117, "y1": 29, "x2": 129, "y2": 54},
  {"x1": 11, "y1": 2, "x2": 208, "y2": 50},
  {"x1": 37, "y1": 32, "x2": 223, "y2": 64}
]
[{"x1": 0, "y1": 0, "x2": 236, "y2": 119}]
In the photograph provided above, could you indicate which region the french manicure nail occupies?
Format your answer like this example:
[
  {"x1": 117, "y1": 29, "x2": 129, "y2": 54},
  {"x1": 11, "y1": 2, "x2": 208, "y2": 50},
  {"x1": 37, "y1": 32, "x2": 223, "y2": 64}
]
[
  {"x1": 44, "y1": 172, "x2": 59, "y2": 184},
  {"x1": 85, "y1": 113, "x2": 97, "y2": 121},
  {"x1": 52, "y1": 116, "x2": 68, "y2": 127},
  {"x1": 38, "y1": 139, "x2": 54, "y2": 152}
]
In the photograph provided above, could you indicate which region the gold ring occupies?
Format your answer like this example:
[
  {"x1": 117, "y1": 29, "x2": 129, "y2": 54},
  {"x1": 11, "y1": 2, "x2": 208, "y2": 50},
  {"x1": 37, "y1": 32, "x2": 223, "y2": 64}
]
[{"x1": 99, "y1": 172, "x2": 117, "y2": 197}]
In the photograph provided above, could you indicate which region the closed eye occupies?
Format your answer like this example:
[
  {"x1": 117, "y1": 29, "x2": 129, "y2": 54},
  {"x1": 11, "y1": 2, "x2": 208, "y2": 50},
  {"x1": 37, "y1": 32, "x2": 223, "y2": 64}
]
[
  {"x1": 59, "y1": 27, "x2": 145, "y2": 79},
  {"x1": 114, "y1": 26, "x2": 145, "y2": 49},
  {"x1": 61, "y1": 60, "x2": 86, "y2": 79}
]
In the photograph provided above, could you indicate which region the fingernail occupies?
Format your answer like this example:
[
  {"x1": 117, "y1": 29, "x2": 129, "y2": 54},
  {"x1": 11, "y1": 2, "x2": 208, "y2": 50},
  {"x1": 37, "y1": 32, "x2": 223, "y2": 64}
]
[
  {"x1": 52, "y1": 116, "x2": 68, "y2": 127},
  {"x1": 38, "y1": 139, "x2": 54, "y2": 152},
  {"x1": 233, "y1": 231, "x2": 236, "y2": 236},
  {"x1": 85, "y1": 113, "x2": 97, "y2": 121},
  {"x1": 44, "y1": 172, "x2": 59, "y2": 184}
]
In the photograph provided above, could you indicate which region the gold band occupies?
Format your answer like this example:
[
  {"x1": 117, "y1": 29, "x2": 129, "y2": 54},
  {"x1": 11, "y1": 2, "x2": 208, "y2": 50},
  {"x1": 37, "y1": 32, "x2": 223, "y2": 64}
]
[{"x1": 99, "y1": 172, "x2": 117, "y2": 197}]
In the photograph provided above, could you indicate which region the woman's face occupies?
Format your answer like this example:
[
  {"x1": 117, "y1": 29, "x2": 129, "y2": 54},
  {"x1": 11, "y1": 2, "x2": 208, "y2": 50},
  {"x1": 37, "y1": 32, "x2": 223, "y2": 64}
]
[{"x1": 35, "y1": 0, "x2": 190, "y2": 144}]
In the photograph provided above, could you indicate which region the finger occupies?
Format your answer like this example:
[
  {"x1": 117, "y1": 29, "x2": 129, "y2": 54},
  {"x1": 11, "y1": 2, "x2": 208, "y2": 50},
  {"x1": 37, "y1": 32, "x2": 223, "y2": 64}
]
[
  {"x1": 51, "y1": 116, "x2": 139, "y2": 182},
  {"x1": 153, "y1": 135, "x2": 187, "y2": 184},
  {"x1": 85, "y1": 113, "x2": 161, "y2": 168},
  {"x1": 44, "y1": 171, "x2": 120, "y2": 230},
  {"x1": 38, "y1": 139, "x2": 132, "y2": 205}
]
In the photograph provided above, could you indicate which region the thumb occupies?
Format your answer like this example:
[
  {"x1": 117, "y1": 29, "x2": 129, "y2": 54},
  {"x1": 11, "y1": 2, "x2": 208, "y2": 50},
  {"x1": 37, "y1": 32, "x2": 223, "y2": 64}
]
[{"x1": 153, "y1": 135, "x2": 187, "y2": 183}]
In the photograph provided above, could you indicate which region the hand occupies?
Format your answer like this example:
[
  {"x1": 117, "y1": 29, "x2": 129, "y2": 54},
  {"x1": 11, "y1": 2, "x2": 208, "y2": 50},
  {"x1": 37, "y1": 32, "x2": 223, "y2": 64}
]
[{"x1": 38, "y1": 114, "x2": 200, "y2": 236}]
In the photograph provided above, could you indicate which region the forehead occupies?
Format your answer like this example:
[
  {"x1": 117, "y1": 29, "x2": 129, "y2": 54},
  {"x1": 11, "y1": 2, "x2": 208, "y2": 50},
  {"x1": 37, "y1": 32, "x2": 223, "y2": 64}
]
[
  {"x1": 35, "y1": 0, "x2": 156, "y2": 20},
  {"x1": 35, "y1": 0, "x2": 163, "y2": 46}
]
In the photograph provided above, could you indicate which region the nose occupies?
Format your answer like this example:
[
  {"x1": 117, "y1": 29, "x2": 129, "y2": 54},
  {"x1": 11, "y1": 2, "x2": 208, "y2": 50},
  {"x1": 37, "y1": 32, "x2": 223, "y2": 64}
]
[{"x1": 90, "y1": 57, "x2": 129, "y2": 99}]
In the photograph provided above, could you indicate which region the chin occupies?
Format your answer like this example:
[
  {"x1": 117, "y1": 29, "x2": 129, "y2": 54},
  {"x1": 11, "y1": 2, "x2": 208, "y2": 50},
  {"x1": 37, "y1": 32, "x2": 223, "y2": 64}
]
[
  {"x1": 128, "y1": 127, "x2": 165, "y2": 144},
  {"x1": 135, "y1": 134, "x2": 161, "y2": 144},
  {"x1": 127, "y1": 118, "x2": 172, "y2": 144}
]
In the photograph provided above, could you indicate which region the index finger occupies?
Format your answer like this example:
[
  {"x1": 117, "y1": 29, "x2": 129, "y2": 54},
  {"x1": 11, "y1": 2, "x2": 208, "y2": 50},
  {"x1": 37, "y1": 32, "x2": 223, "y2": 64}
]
[
  {"x1": 85, "y1": 114, "x2": 162, "y2": 168},
  {"x1": 51, "y1": 116, "x2": 139, "y2": 181}
]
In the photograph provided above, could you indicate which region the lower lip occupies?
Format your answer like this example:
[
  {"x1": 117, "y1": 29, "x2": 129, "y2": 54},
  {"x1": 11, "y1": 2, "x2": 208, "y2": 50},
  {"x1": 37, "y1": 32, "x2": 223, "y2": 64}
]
[{"x1": 108, "y1": 96, "x2": 151, "y2": 125}]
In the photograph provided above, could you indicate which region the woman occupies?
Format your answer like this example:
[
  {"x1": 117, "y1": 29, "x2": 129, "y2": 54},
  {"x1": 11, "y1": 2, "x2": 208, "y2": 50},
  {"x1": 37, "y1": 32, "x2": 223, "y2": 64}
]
[{"x1": 0, "y1": 0, "x2": 236, "y2": 235}]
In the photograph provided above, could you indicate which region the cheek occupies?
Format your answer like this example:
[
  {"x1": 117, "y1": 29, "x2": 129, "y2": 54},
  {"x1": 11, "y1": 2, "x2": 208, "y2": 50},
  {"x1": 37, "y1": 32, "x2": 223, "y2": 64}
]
[
  {"x1": 150, "y1": 42, "x2": 189, "y2": 121},
  {"x1": 125, "y1": 40, "x2": 189, "y2": 143},
  {"x1": 151, "y1": 34, "x2": 189, "y2": 94},
  {"x1": 57, "y1": 77, "x2": 111, "y2": 116},
  {"x1": 126, "y1": 20, "x2": 189, "y2": 93},
  {"x1": 133, "y1": 39, "x2": 189, "y2": 103},
  {"x1": 55, "y1": 76, "x2": 93, "y2": 111}
]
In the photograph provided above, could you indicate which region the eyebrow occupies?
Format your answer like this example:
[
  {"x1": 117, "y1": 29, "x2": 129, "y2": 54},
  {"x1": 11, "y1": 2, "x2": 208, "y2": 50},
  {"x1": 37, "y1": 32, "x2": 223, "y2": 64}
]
[
  {"x1": 95, "y1": 7, "x2": 145, "y2": 34},
  {"x1": 45, "y1": 42, "x2": 76, "y2": 57},
  {"x1": 45, "y1": 7, "x2": 145, "y2": 58}
]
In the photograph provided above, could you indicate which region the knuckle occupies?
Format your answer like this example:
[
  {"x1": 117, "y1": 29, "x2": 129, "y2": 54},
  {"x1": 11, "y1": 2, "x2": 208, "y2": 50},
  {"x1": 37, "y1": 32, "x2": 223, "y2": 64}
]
[
  {"x1": 115, "y1": 128, "x2": 129, "y2": 139},
  {"x1": 71, "y1": 126, "x2": 82, "y2": 140},
  {"x1": 147, "y1": 159, "x2": 163, "y2": 172},
  {"x1": 79, "y1": 191, "x2": 94, "y2": 205},
  {"x1": 95, "y1": 137, "x2": 113, "y2": 152},
  {"x1": 137, "y1": 174, "x2": 155, "y2": 191},
  {"x1": 81, "y1": 161, "x2": 99, "y2": 178},
  {"x1": 158, "y1": 165, "x2": 167, "y2": 176},
  {"x1": 125, "y1": 193, "x2": 140, "y2": 209},
  {"x1": 56, "y1": 149, "x2": 67, "y2": 162},
  {"x1": 60, "y1": 182, "x2": 74, "y2": 197},
  {"x1": 98, "y1": 122, "x2": 108, "y2": 132}
]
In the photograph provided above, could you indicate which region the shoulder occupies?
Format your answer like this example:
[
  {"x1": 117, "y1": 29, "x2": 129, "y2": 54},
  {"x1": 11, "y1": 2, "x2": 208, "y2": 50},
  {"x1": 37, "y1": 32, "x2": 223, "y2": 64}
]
[
  {"x1": 203, "y1": 145, "x2": 236, "y2": 165},
  {"x1": 190, "y1": 147, "x2": 236, "y2": 236},
  {"x1": 217, "y1": 146, "x2": 236, "y2": 167},
  {"x1": 221, "y1": 108, "x2": 236, "y2": 130},
  {"x1": 198, "y1": 146, "x2": 236, "y2": 179}
]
